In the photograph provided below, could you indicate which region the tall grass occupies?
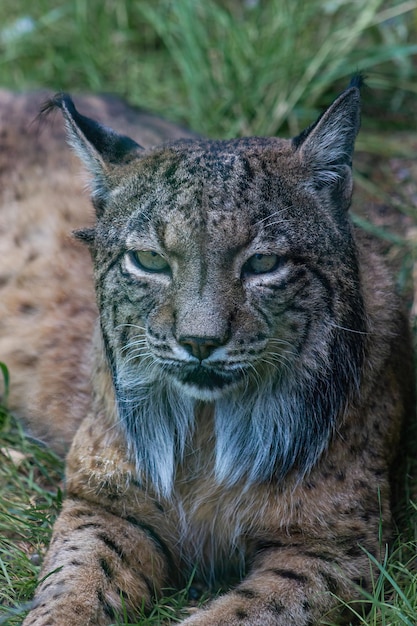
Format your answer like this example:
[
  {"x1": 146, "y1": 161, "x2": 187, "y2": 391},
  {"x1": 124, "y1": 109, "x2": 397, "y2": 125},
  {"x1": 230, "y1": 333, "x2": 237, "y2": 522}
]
[
  {"x1": 136, "y1": 0, "x2": 417, "y2": 136},
  {"x1": 0, "y1": 0, "x2": 417, "y2": 136},
  {"x1": 0, "y1": 363, "x2": 63, "y2": 625}
]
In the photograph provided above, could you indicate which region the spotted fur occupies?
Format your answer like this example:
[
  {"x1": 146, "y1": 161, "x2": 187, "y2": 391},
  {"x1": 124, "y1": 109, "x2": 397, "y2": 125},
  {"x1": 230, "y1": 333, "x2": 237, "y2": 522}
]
[{"x1": 7, "y1": 84, "x2": 414, "y2": 625}]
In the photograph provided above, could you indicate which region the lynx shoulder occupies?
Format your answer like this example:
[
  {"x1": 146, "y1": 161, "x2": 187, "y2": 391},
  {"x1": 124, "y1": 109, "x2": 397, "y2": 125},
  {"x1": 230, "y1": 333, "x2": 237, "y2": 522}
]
[{"x1": 1, "y1": 86, "x2": 414, "y2": 626}]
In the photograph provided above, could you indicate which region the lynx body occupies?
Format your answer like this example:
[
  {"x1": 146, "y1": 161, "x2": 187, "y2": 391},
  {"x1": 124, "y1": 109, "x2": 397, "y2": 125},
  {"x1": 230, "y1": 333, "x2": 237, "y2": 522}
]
[{"x1": 1, "y1": 86, "x2": 413, "y2": 625}]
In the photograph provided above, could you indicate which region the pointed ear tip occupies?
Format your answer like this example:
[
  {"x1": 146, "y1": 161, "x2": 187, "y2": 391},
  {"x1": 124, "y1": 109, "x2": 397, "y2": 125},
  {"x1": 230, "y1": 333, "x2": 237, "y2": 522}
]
[
  {"x1": 345, "y1": 86, "x2": 361, "y2": 107},
  {"x1": 349, "y1": 73, "x2": 365, "y2": 91},
  {"x1": 345, "y1": 74, "x2": 366, "y2": 103},
  {"x1": 333, "y1": 82, "x2": 361, "y2": 112},
  {"x1": 39, "y1": 92, "x2": 76, "y2": 118}
]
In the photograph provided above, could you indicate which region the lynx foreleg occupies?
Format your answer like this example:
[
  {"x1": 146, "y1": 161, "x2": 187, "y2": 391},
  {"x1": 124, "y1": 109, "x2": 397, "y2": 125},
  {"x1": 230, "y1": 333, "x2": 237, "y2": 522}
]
[
  {"x1": 22, "y1": 498, "x2": 170, "y2": 626},
  {"x1": 181, "y1": 541, "x2": 373, "y2": 626}
]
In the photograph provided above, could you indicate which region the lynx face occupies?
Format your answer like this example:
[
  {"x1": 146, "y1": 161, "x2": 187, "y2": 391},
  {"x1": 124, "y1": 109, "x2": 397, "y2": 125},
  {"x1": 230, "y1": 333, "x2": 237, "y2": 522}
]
[{"x1": 97, "y1": 140, "x2": 361, "y2": 407}]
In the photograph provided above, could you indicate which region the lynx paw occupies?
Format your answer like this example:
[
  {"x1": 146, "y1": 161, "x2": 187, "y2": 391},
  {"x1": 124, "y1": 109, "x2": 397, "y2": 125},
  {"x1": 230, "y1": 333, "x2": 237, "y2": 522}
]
[{"x1": 180, "y1": 598, "x2": 303, "y2": 626}]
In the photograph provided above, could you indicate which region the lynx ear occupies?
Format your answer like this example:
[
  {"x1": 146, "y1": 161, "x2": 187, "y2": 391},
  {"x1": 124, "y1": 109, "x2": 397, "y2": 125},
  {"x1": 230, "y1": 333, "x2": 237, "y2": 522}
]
[
  {"x1": 40, "y1": 93, "x2": 143, "y2": 203},
  {"x1": 293, "y1": 79, "x2": 361, "y2": 208}
]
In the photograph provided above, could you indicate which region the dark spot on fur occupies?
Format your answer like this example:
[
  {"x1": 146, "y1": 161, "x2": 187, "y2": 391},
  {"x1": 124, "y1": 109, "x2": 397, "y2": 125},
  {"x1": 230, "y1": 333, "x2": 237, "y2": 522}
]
[
  {"x1": 373, "y1": 467, "x2": 386, "y2": 477},
  {"x1": 235, "y1": 608, "x2": 248, "y2": 619},
  {"x1": 154, "y1": 500, "x2": 164, "y2": 513},
  {"x1": 256, "y1": 539, "x2": 285, "y2": 553},
  {"x1": 354, "y1": 479, "x2": 368, "y2": 490},
  {"x1": 97, "y1": 532, "x2": 125, "y2": 559},
  {"x1": 303, "y1": 550, "x2": 335, "y2": 563},
  {"x1": 76, "y1": 522, "x2": 102, "y2": 531},
  {"x1": 235, "y1": 588, "x2": 259, "y2": 599},
  {"x1": 268, "y1": 568, "x2": 308, "y2": 584},
  {"x1": 345, "y1": 543, "x2": 364, "y2": 558},
  {"x1": 124, "y1": 516, "x2": 175, "y2": 574},
  {"x1": 352, "y1": 576, "x2": 368, "y2": 590},
  {"x1": 100, "y1": 558, "x2": 113, "y2": 580},
  {"x1": 319, "y1": 571, "x2": 340, "y2": 595},
  {"x1": 97, "y1": 590, "x2": 118, "y2": 618},
  {"x1": 51, "y1": 591, "x2": 63, "y2": 600},
  {"x1": 267, "y1": 599, "x2": 285, "y2": 615},
  {"x1": 139, "y1": 572, "x2": 155, "y2": 600},
  {"x1": 36, "y1": 613, "x2": 51, "y2": 621},
  {"x1": 14, "y1": 350, "x2": 38, "y2": 367},
  {"x1": 71, "y1": 508, "x2": 95, "y2": 518}
]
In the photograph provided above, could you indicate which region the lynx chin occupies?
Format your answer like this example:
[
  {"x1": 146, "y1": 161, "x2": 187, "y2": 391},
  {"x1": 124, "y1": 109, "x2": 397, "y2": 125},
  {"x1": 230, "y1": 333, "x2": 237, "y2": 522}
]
[{"x1": 1, "y1": 80, "x2": 414, "y2": 626}]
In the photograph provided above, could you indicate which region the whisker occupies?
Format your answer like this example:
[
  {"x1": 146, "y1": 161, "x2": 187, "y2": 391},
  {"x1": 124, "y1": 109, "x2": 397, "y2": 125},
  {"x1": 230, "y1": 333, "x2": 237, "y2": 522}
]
[
  {"x1": 329, "y1": 322, "x2": 368, "y2": 335},
  {"x1": 260, "y1": 349, "x2": 295, "y2": 371},
  {"x1": 125, "y1": 353, "x2": 155, "y2": 366},
  {"x1": 122, "y1": 344, "x2": 148, "y2": 356},
  {"x1": 122, "y1": 340, "x2": 148, "y2": 352},
  {"x1": 245, "y1": 362, "x2": 262, "y2": 393},
  {"x1": 116, "y1": 323, "x2": 146, "y2": 332},
  {"x1": 252, "y1": 208, "x2": 287, "y2": 229},
  {"x1": 267, "y1": 348, "x2": 298, "y2": 362},
  {"x1": 262, "y1": 219, "x2": 286, "y2": 230}
]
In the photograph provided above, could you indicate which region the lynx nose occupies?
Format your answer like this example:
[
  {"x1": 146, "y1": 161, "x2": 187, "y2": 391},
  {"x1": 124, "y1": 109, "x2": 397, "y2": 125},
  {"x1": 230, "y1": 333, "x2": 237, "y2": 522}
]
[{"x1": 179, "y1": 336, "x2": 222, "y2": 361}]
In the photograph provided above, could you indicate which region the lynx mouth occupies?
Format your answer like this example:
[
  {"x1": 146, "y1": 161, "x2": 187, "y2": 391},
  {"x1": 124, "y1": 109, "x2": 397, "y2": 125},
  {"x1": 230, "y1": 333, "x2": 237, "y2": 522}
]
[
  {"x1": 177, "y1": 368, "x2": 235, "y2": 389},
  {"x1": 168, "y1": 363, "x2": 242, "y2": 399}
]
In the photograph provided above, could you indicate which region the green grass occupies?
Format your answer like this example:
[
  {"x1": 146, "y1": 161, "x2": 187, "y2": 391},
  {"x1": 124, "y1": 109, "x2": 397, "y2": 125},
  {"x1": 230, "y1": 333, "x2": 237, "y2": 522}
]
[
  {"x1": 0, "y1": 411, "x2": 62, "y2": 623},
  {"x1": 1, "y1": 0, "x2": 417, "y2": 137},
  {"x1": 0, "y1": 0, "x2": 416, "y2": 624},
  {"x1": 333, "y1": 540, "x2": 417, "y2": 626}
]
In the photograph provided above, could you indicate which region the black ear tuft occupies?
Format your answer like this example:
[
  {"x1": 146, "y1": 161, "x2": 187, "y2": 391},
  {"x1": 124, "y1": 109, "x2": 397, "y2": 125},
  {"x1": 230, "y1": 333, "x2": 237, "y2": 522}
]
[
  {"x1": 41, "y1": 93, "x2": 143, "y2": 165},
  {"x1": 349, "y1": 73, "x2": 366, "y2": 90},
  {"x1": 39, "y1": 93, "x2": 144, "y2": 206},
  {"x1": 39, "y1": 92, "x2": 72, "y2": 117}
]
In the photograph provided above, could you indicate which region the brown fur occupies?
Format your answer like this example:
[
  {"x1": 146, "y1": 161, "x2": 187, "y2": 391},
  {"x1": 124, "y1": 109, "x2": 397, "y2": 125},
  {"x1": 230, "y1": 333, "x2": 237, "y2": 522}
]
[{"x1": 0, "y1": 88, "x2": 414, "y2": 626}]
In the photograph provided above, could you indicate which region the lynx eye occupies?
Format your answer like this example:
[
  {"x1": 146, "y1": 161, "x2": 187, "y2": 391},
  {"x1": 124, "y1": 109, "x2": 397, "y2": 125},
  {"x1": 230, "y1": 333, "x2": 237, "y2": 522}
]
[
  {"x1": 128, "y1": 250, "x2": 170, "y2": 273},
  {"x1": 243, "y1": 253, "x2": 280, "y2": 276}
]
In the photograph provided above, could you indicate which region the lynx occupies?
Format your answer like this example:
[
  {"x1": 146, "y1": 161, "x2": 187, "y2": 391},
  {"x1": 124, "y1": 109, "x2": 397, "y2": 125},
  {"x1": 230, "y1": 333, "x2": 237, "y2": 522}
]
[{"x1": 2, "y1": 82, "x2": 414, "y2": 625}]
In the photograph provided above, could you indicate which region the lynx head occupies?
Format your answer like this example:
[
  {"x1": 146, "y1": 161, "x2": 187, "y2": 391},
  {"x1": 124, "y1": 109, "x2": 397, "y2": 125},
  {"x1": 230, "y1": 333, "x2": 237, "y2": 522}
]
[{"x1": 48, "y1": 81, "x2": 366, "y2": 496}]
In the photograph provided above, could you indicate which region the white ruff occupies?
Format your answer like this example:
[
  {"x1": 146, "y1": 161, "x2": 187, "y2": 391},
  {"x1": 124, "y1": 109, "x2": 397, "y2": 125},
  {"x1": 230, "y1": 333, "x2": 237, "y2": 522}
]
[{"x1": 115, "y1": 360, "x2": 336, "y2": 498}]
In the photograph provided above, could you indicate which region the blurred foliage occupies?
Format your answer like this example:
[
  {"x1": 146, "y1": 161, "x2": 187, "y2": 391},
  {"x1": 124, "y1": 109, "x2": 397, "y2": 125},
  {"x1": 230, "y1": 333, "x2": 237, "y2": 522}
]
[{"x1": 0, "y1": 0, "x2": 417, "y2": 136}]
